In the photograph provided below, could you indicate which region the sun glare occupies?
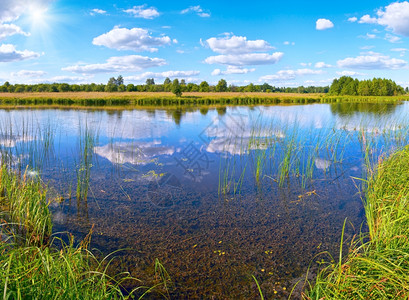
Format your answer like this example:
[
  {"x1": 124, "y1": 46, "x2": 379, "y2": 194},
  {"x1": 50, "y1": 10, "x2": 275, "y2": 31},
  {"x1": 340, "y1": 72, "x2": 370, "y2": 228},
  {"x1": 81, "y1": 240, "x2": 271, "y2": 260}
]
[{"x1": 28, "y1": 5, "x2": 49, "y2": 28}]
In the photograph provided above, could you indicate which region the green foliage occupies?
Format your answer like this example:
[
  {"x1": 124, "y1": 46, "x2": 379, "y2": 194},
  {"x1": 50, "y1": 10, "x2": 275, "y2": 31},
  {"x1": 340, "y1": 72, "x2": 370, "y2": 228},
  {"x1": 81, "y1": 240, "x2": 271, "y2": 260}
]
[
  {"x1": 216, "y1": 79, "x2": 228, "y2": 92},
  {"x1": 0, "y1": 166, "x2": 167, "y2": 299},
  {"x1": 171, "y1": 79, "x2": 182, "y2": 97},
  {"x1": 145, "y1": 78, "x2": 155, "y2": 86},
  {"x1": 306, "y1": 146, "x2": 409, "y2": 299},
  {"x1": 199, "y1": 81, "x2": 210, "y2": 92},
  {"x1": 329, "y1": 76, "x2": 404, "y2": 96}
]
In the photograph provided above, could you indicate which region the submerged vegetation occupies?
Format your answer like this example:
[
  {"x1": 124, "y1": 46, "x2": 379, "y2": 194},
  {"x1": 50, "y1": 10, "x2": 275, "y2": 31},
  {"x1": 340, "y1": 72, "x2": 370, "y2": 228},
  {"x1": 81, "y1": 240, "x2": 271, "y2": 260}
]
[
  {"x1": 305, "y1": 146, "x2": 409, "y2": 299},
  {"x1": 0, "y1": 153, "x2": 169, "y2": 299}
]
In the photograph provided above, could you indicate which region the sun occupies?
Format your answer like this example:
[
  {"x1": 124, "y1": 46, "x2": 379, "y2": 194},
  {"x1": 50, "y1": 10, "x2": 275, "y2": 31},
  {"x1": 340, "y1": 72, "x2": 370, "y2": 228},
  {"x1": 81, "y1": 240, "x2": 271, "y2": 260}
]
[{"x1": 28, "y1": 5, "x2": 49, "y2": 29}]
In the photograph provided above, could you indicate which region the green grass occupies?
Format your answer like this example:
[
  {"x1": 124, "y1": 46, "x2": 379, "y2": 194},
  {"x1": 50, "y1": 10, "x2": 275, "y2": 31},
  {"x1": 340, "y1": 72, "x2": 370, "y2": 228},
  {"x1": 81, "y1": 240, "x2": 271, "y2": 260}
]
[
  {"x1": 0, "y1": 166, "x2": 166, "y2": 299},
  {"x1": 0, "y1": 92, "x2": 406, "y2": 109},
  {"x1": 304, "y1": 146, "x2": 409, "y2": 299}
]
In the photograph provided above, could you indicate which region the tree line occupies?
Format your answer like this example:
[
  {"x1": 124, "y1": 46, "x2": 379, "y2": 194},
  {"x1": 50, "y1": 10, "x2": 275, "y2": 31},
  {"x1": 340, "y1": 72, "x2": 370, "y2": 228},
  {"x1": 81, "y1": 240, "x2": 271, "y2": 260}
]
[
  {"x1": 329, "y1": 76, "x2": 406, "y2": 96},
  {"x1": 0, "y1": 76, "x2": 329, "y2": 94}
]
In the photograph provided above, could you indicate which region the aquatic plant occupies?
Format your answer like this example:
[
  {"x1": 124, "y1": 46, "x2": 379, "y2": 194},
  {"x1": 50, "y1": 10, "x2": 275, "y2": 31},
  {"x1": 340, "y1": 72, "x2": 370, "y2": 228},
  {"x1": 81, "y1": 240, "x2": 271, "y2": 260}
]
[
  {"x1": 0, "y1": 165, "x2": 166, "y2": 299},
  {"x1": 304, "y1": 146, "x2": 409, "y2": 299}
]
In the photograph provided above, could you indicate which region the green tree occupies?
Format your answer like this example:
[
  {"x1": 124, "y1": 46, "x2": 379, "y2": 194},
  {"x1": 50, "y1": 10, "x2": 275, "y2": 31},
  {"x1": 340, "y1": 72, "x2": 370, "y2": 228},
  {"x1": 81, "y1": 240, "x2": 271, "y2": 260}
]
[
  {"x1": 116, "y1": 75, "x2": 124, "y2": 86},
  {"x1": 216, "y1": 79, "x2": 228, "y2": 92},
  {"x1": 172, "y1": 79, "x2": 182, "y2": 97},
  {"x1": 199, "y1": 81, "x2": 210, "y2": 92},
  {"x1": 146, "y1": 78, "x2": 155, "y2": 86}
]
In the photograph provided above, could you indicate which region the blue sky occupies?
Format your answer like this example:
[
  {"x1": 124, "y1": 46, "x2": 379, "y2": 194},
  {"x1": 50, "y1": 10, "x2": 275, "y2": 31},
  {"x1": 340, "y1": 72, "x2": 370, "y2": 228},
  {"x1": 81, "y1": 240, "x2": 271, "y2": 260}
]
[{"x1": 1, "y1": 0, "x2": 409, "y2": 87}]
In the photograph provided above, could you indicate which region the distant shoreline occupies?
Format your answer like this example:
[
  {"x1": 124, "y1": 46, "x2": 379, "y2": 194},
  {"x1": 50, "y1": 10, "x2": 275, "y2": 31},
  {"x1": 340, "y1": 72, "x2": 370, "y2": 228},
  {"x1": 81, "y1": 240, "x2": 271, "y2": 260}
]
[{"x1": 0, "y1": 92, "x2": 406, "y2": 108}]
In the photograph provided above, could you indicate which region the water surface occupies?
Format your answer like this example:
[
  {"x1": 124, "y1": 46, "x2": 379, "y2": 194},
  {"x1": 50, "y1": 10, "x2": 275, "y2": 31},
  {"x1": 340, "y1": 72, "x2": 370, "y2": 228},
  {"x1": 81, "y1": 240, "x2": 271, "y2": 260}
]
[{"x1": 1, "y1": 102, "x2": 408, "y2": 298}]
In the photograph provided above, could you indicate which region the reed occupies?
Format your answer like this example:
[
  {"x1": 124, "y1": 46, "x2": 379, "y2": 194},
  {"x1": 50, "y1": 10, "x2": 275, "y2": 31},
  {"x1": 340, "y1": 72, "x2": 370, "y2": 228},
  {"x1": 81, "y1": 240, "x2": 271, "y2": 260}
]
[
  {"x1": 0, "y1": 165, "x2": 164, "y2": 299},
  {"x1": 304, "y1": 146, "x2": 409, "y2": 299}
]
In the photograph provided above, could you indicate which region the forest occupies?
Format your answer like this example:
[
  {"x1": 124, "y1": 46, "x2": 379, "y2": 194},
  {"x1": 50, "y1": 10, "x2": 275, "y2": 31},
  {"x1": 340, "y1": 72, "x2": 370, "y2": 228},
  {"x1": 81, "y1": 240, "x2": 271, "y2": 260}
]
[
  {"x1": 329, "y1": 76, "x2": 406, "y2": 96},
  {"x1": 0, "y1": 76, "x2": 329, "y2": 94}
]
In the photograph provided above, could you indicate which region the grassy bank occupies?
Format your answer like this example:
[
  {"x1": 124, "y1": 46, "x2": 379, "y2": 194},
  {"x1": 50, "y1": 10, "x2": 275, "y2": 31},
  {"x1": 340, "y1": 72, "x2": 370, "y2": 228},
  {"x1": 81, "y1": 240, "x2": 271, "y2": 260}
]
[
  {"x1": 0, "y1": 92, "x2": 406, "y2": 108},
  {"x1": 305, "y1": 146, "x2": 409, "y2": 299},
  {"x1": 0, "y1": 166, "x2": 165, "y2": 299}
]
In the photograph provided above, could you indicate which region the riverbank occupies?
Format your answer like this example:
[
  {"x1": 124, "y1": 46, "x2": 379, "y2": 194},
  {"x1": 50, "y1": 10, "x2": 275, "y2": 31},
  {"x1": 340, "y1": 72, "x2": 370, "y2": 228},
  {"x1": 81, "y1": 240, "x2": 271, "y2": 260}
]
[
  {"x1": 305, "y1": 146, "x2": 409, "y2": 299},
  {"x1": 0, "y1": 166, "x2": 168, "y2": 299},
  {"x1": 0, "y1": 92, "x2": 406, "y2": 108}
]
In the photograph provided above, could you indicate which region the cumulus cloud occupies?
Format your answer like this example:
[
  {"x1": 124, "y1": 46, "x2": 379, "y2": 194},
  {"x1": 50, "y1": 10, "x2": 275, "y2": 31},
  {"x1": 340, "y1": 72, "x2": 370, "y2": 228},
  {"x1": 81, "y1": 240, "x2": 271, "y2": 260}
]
[
  {"x1": 315, "y1": 62, "x2": 332, "y2": 68},
  {"x1": 62, "y1": 55, "x2": 167, "y2": 74},
  {"x1": 205, "y1": 52, "x2": 283, "y2": 66},
  {"x1": 211, "y1": 66, "x2": 256, "y2": 76},
  {"x1": 358, "y1": 2, "x2": 409, "y2": 36},
  {"x1": 181, "y1": 5, "x2": 210, "y2": 17},
  {"x1": 11, "y1": 70, "x2": 46, "y2": 77},
  {"x1": 90, "y1": 9, "x2": 107, "y2": 16},
  {"x1": 123, "y1": 5, "x2": 159, "y2": 19},
  {"x1": 348, "y1": 17, "x2": 358, "y2": 22},
  {"x1": 93, "y1": 27, "x2": 171, "y2": 52},
  {"x1": 0, "y1": 44, "x2": 40, "y2": 62},
  {"x1": 0, "y1": 23, "x2": 29, "y2": 40},
  {"x1": 359, "y1": 15, "x2": 378, "y2": 24},
  {"x1": 336, "y1": 71, "x2": 366, "y2": 76},
  {"x1": 316, "y1": 18, "x2": 334, "y2": 30},
  {"x1": 259, "y1": 69, "x2": 324, "y2": 82},
  {"x1": 124, "y1": 70, "x2": 200, "y2": 81},
  {"x1": 205, "y1": 35, "x2": 273, "y2": 54},
  {"x1": 337, "y1": 52, "x2": 407, "y2": 69}
]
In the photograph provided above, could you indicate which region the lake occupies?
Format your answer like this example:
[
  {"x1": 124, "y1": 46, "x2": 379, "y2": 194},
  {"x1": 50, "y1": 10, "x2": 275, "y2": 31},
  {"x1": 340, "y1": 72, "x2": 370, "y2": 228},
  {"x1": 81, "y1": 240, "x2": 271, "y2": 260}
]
[{"x1": 1, "y1": 102, "x2": 407, "y2": 298}]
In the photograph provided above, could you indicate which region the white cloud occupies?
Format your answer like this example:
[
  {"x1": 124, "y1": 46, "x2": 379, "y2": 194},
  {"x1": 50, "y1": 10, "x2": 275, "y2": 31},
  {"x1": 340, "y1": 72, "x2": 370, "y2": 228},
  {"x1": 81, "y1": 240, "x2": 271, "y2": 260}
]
[
  {"x1": 336, "y1": 71, "x2": 366, "y2": 76},
  {"x1": 123, "y1": 5, "x2": 159, "y2": 19},
  {"x1": 316, "y1": 18, "x2": 334, "y2": 30},
  {"x1": 211, "y1": 66, "x2": 256, "y2": 76},
  {"x1": 95, "y1": 142, "x2": 174, "y2": 166},
  {"x1": 124, "y1": 70, "x2": 200, "y2": 81},
  {"x1": 391, "y1": 48, "x2": 409, "y2": 52},
  {"x1": 358, "y1": 2, "x2": 409, "y2": 36},
  {"x1": 0, "y1": 23, "x2": 29, "y2": 40},
  {"x1": 337, "y1": 52, "x2": 407, "y2": 69},
  {"x1": 391, "y1": 47, "x2": 408, "y2": 57},
  {"x1": 176, "y1": 50, "x2": 185, "y2": 54},
  {"x1": 90, "y1": 9, "x2": 107, "y2": 16},
  {"x1": 300, "y1": 62, "x2": 312, "y2": 67},
  {"x1": 0, "y1": 44, "x2": 40, "y2": 62},
  {"x1": 360, "y1": 45, "x2": 375, "y2": 50},
  {"x1": 48, "y1": 76, "x2": 92, "y2": 83},
  {"x1": 93, "y1": 27, "x2": 171, "y2": 52},
  {"x1": 385, "y1": 33, "x2": 401, "y2": 43},
  {"x1": 259, "y1": 69, "x2": 324, "y2": 82},
  {"x1": 11, "y1": 70, "x2": 46, "y2": 77},
  {"x1": 181, "y1": 6, "x2": 210, "y2": 18},
  {"x1": 315, "y1": 62, "x2": 332, "y2": 68},
  {"x1": 348, "y1": 17, "x2": 358, "y2": 22},
  {"x1": 359, "y1": 14, "x2": 378, "y2": 24},
  {"x1": 62, "y1": 55, "x2": 167, "y2": 74},
  {"x1": 359, "y1": 33, "x2": 376, "y2": 39},
  {"x1": 205, "y1": 52, "x2": 283, "y2": 66},
  {"x1": 205, "y1": 35, "x2": 273, "y2": 54},
  {"x1": 283, "y1": 41, "x2": 295, "y2": 46}
]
